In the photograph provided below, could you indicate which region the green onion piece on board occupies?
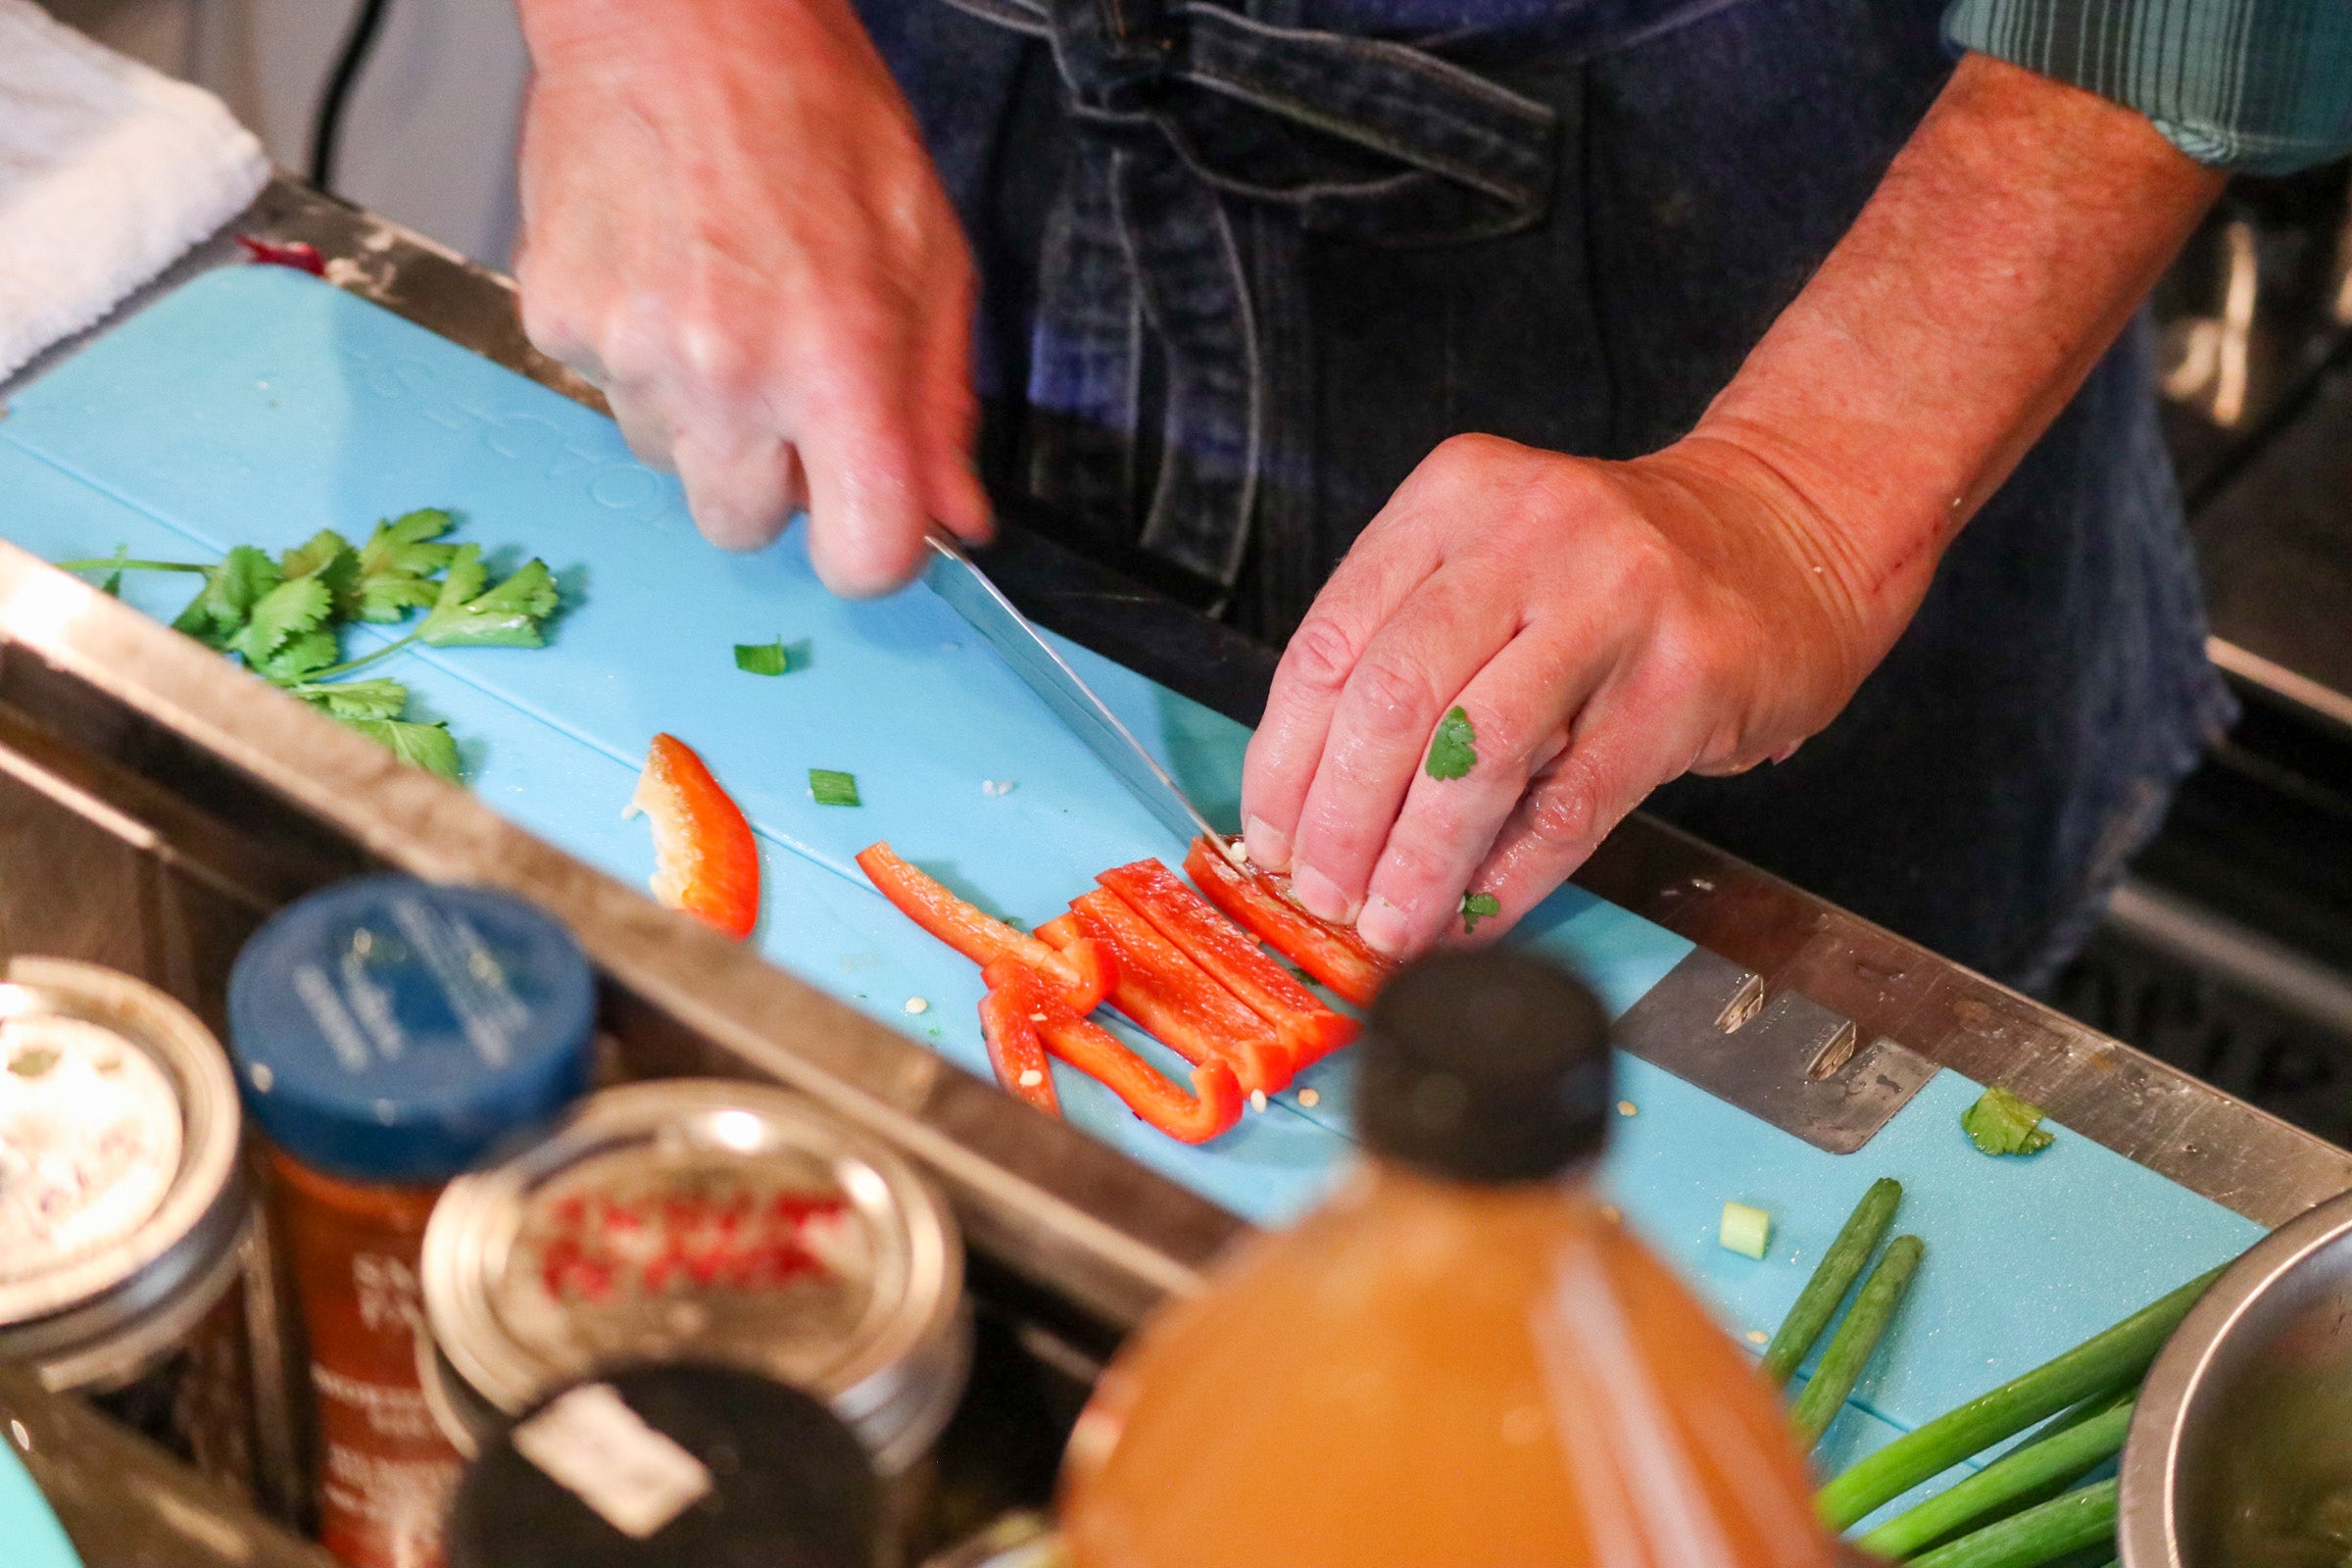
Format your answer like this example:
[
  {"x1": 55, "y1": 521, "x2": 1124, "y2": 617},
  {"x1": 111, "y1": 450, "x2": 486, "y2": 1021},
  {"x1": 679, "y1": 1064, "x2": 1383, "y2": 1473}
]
[
  {"x1": 1962, "y1": 1084, "x2": 2056, "y2": 1155},
  {"x1": 735, "y1": 640, "x2": 789, "y2": 676},
  {"x1": 1817, "y1": 1264, "x2": 2225, "y2": 1531},
  {"x1": 1761, "y1": 1178, "x2": 1903, "y2": 1388},
  {"x1": 1907, "y1": 1478, "x2": 2117, "y2": 1568},
  {"x1": 809, "y1": 768, "x2": 861, "y2": 808},
  {"x1": 1719, "y1": 1201, "x2": 1773, "y2": 1259},
  {"x1": 1859, "y1": 1396, "x2": 2132, "y2": 1560},
  {"x1": 1789, "y1": 1234, "x2": 1924, "y2": 1448}
]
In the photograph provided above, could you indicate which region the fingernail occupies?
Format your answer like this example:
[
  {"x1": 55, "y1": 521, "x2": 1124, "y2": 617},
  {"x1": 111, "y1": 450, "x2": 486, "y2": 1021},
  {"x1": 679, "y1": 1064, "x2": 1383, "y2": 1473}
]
[
  {"x1": 1243, "y1": 814, "x2": 1292, "y2": 872},
  {"x1": 1291, "y1": 864, "x2": 1359, "y2": 925},
  {"x1": 1356, "y1": 896, "x2": 1409, "y2": 957}
]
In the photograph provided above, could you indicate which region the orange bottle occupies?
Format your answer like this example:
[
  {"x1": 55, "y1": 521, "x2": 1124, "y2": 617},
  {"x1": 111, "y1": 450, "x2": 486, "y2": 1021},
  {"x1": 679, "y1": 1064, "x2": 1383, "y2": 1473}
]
[{"x1": 1059, "y1": 949, "x2": 1840, "y2": 1568}]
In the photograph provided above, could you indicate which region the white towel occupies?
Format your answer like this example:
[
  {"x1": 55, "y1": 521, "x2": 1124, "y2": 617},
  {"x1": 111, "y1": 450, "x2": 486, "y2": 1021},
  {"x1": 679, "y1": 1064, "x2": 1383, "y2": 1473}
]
[{"x1": 0, "y1": 0, "x2": 269, "y2": 381}]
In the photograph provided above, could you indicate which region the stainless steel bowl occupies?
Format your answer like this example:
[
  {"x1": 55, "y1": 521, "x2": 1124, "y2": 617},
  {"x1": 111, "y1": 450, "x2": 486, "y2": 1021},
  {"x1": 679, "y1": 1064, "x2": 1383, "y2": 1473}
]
[{"x1": 2122, "y1": 1187, "x2": 2352, "y2": 1568}]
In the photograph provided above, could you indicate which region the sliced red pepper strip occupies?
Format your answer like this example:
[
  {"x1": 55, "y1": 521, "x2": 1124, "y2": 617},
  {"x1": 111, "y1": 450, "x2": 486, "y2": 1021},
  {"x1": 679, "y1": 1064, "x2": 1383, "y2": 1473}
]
[
  {"x1": 977, "y1": 984, "x2": 1060, "y2": 1115},
  {"x1": 234, "y1": 235, "x2": 326, "y2": 275},
  {"x1": 1184, "y1": 837, "x2": 1395, "y2": 1008},
  {"x1": 1097, "y1": 858, "x2": 1359, "y2": 1068},
  {"x1": 1067, "y1": 888, "x2": 1293, "y2": 1095},
  {"x1": 982, "y1": 959, "x2": 1242, "y2": 1144},
  {"x1": 1034, "y1": 912, "x2": 1083, "y2": 949},
  {"x1": 855, "y1": 842, "x2": 1112, "y2": 1012},
  {"x1": 626, "y1": 733, "x2": 760, "y2": 940}
]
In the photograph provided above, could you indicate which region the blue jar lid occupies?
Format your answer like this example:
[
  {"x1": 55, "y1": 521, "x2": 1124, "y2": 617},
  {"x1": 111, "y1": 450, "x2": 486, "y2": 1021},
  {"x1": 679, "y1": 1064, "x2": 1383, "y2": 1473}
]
[{"x1": 228, "y1": 875, "x2": 595, "y2": 1184}]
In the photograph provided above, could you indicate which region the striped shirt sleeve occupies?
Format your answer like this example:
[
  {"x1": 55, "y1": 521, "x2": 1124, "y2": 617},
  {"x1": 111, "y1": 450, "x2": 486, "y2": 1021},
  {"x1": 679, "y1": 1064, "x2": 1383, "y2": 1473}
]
[{"x1": 1944, "y1": 0, "x2": 2352, "y2": 173}]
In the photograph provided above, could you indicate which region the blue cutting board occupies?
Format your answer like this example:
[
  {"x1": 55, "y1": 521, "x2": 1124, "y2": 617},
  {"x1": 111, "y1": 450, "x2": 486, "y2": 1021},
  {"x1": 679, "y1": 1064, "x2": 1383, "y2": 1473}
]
[{"x1": 0, "y1": 267, "x2": 2262, "y2": 1505}]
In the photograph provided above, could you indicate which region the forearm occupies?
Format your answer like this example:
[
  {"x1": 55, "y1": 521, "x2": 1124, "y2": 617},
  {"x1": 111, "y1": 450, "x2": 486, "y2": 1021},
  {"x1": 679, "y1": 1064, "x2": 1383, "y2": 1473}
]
[{"x1": 1690, "y1": 52, "x2": 2225, "y2": 665}]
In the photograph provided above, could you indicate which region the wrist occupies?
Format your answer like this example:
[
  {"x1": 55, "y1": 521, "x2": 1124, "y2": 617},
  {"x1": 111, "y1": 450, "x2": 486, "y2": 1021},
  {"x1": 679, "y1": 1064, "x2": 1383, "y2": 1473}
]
[{"x1": 1621, "y1": 432, "x2": 1897, "y2": 705}]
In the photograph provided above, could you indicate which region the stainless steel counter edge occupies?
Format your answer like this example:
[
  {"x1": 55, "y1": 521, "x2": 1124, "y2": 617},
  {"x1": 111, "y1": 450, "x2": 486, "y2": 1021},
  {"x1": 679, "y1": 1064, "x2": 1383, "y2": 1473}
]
[{"x1": 9, "y1": 173, "x2": 2348, "y2": 1236}]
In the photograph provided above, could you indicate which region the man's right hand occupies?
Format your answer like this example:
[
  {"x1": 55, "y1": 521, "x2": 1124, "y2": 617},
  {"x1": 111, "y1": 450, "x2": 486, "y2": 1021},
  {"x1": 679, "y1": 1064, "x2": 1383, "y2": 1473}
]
[{"x1": 513, "y1": 0, "x2": 990, "y2": 594}]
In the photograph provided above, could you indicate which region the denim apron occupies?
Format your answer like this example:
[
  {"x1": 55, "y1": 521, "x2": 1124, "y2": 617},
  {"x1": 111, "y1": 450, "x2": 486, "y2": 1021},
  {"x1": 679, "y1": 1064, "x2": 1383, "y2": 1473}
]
[{"x1": 853, "y1": 0, "x2": 2233, "y2": 990}]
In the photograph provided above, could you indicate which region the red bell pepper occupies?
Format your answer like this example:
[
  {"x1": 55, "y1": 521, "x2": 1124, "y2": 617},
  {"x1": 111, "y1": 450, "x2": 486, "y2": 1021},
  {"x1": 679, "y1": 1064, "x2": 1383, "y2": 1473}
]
[
  {"x1": 1097, "y1": 858, "x2": 1359, "y2": 1068},
  {"x1": 1066, "y1": 888, "x2": 1293, "y2": 1095},
  {"x1": 1034, "y1": 912, "x2": 1083, "y2": 949},
  {"x1": 978, "y1": 983, "x2": 1060, "y2": 1116},
  {"x1": 1184, "y1": 837, "x2": 1395, "y2": 1008},
  {"x1": 981, "y1": 959, "x2": 1242, "y2": 1144},
  {"x1": 627, "y1": 733, "x2": 760, "y2": 940},
  {"x1": 856, "y1": 842, "x2": 1113, "y2": 1012}
]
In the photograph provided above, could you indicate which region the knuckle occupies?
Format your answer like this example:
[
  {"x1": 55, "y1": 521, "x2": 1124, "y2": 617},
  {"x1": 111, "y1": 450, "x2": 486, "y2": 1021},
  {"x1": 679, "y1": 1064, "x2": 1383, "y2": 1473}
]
[
  {"x1": 1526, "y1": 780, "x2": 1599, "y2": 849},
  {"x1": 1346, "y1": 654, "x2": 1436, "y2": 726},
  {"x1": 1282, "y1": 616, "x2": 1361, "y2": 694}
]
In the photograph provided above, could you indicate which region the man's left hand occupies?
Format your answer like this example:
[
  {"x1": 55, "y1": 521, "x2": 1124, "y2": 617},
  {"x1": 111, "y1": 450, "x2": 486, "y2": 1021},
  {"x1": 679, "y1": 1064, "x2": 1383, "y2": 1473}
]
[{"x1": 1240, "y1": 432, "x2": 1873, "y2": 957}]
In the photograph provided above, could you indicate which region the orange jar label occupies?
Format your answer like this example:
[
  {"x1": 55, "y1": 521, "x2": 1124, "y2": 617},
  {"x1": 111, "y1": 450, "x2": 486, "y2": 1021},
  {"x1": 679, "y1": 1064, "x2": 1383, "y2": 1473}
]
[{"x1": 270, "y1": 1152, "x2": 461, "y2": 1568}]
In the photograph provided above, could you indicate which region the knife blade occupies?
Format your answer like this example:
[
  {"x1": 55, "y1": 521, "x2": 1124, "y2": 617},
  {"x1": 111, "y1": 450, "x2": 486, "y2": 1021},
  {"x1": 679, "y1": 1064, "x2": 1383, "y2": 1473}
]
[{"x1": 922, "y1": 534, "x2": 1245, "y2": 864}]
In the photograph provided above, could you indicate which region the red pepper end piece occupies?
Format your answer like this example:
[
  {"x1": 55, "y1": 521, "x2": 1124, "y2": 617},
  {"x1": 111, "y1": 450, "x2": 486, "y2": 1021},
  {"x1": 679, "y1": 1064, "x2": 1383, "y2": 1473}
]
[
  {"x1": 978, "y1": 983, "x2": 1061, "y2": 1115},
  {"x1": 627, "y1": 733, "x2": 760, "y2": 940},
  {"x1": 982, "y1": 958, "x2": 1242, "y2": 1144},
  {"x1": 1068, "y1": 887, "x2": 1294, "y2": 1095},
  {"x1": 234, "y1": 235, "x2": 326, "y2": 275},
  {"x1": 855, "y1": 842, "x2": 1105, "y2": 1010},
  {"x1": 1184, "y1": 837, "x2": 1395, "y2": 1008},
  {"x1": 1098, "y1": 858, "x2": 1359, "y2": 1067}
]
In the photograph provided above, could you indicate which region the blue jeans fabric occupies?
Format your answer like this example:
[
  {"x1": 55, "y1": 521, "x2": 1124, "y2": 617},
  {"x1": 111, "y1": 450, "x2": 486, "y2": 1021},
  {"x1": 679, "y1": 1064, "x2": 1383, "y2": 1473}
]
[{"x1": 853, "y1": 0, "x2": 2233, "y2": 990}]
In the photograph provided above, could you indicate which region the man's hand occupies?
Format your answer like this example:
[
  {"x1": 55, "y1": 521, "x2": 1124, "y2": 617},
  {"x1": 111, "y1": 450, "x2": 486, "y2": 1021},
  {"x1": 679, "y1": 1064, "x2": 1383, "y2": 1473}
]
[
  {"x1": 513, "y1": 0, "x2": 989, "y2": 594},
  {"x1": 1242, "y1": 53, "x2": 2224, "y2": 957},
  {"x1": 1242, "y1": 434, "x2": 1873, "y2": 956}
]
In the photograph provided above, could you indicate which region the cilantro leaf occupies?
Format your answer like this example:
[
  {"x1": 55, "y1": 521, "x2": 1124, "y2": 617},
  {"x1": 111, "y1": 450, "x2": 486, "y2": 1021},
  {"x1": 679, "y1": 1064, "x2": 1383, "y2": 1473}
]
[
  {"x1": 1460, "y1": 891, "x2": 1501, "y2": 933},
  {"x1": 171, "y1": 546, "x2": 280, "y2": 650},
  {"x1": 258, "y1": 626, "x2": 340, "y2": 682},
  {"x1": 285, "y1": 678, "x2": 409, "y2": 721},
  {"x1": 1425, "y1": 706, "x2": 1477, "y2": 780},
  {"x1": 354, "y1": 509, "x2": 458, "y2": 622},
  {"x1": 281, "y1": 528, "x2": 360, "y2": 607},
  {"x1": 1961, "y1": 1085, "x2": 2055, "y2": 1156},
  {"x1": 231, "y1": 574, "x2": 333, "y2": 666},
  {"x1": 416, "y1": 545, "x2": 558, "y2": 648},
  {"x1": 341, "y1": 716, "x2": 462, "y2": 780},
  {"x1": 809, "y1": 768, "x2": 861, "y2": 807},
  {"x1": 735, "y1": 639, "x2": 789, "y2": 676}
]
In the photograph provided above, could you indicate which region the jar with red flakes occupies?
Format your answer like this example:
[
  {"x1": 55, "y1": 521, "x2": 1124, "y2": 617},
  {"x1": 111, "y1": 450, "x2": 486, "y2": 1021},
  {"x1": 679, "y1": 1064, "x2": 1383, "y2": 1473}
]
[{"x1": 417, "y1": 1080, "x2": 967, "y2": 1549}]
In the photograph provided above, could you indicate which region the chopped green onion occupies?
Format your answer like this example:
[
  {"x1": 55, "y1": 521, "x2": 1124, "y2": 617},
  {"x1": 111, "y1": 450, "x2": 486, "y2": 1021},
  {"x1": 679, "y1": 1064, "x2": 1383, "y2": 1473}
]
[
  {"x1": 809, "y1": 768, "x2": 860, "y2": 808},
  {"x1": 1962, "y1": 1085, "x2": 2055, "y2": 1155},
  {"x1": 1719, "y1": 1200, "x2": 1772, "y2": 1259},
  {"x1": 734, "y1": 639, "x2": 789, "y2": 676},
  {"x1": 1762, "y1": 1178, "x2": 1903, "y2": 1388},
  {"x1": 1789, "y1": 1234, "x2": 1924, "y2": 1448}
]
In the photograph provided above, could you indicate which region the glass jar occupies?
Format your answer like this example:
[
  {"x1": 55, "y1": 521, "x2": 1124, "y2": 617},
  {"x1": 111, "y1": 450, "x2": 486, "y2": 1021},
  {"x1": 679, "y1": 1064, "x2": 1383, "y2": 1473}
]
[
  {"x1": 0, "y1": 957, "x2": 276, "y2": 1503},
  {"x1": 419, "y1": 1079, "x2": 968, "y2": 1546},
  {"x1": 442, "y1": 1364, "x2": 881, "y2": 1568},
  {"x1": 227, "y1": 876, "x2": 596, "y2": 1568}
]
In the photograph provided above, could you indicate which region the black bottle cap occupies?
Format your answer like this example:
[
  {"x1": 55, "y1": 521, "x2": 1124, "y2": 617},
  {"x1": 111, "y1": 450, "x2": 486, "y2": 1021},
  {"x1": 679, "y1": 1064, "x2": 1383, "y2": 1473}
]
[
  {"x1": 444, "y1": 1363, "x2": 880, "y2": 1568},
  {"x1": 1355, "y1": 948, "x2": 1614, "y2": 1183}
]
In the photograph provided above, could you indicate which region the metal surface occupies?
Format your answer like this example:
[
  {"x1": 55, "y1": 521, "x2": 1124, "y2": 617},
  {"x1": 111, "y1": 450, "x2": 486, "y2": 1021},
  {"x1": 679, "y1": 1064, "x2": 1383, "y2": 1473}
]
[
  {"x1": 2121, "y1": 1187, "x2": 2352, "y2": 1568},
  {"x1": 423, "y1": 1078, "x2": 967, "y2": 1474},
  {"x1": 1576, "y1": 819, "x2": 2352, "y2": 1227},
  {"x1": 5, "y1": 172, "x2": 2343, "y2": 1254},
  {"x1": 922, "y1": 535, "x2": 1234, "y2": 860},
  {"x1": 1616, "y1": 949, "x2": 1936, "y2": 1155}
]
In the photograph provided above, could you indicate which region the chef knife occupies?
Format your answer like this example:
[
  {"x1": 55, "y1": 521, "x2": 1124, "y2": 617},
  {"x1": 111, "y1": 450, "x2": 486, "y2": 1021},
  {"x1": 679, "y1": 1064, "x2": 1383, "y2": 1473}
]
[{"x1": 923, "y1": 534, "x2": 1247, "y2": 866}]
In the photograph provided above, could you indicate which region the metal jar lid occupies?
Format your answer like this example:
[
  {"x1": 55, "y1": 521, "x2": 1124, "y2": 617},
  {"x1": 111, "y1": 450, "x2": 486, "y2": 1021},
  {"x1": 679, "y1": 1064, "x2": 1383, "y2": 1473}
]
[
  {"x1": 0, "y1": 956, "x2": 250, "y2": 1390},
  {"x1": 422, "y1": 1080, "x2": 967, "y2": 1475}
]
